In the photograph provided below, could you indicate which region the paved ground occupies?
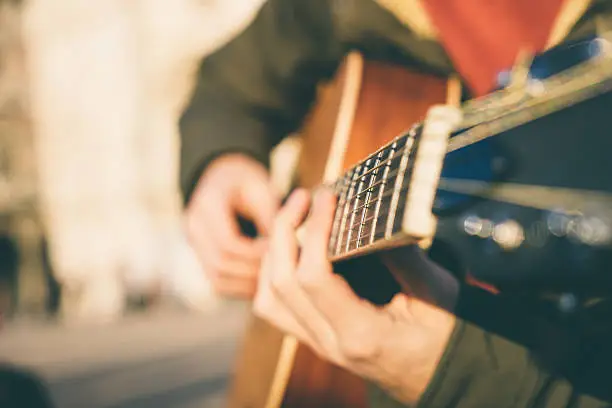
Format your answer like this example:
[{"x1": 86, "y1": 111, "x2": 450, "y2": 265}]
[{"x1": 0, "y1": 301, "x2": 249, "y2": 408}]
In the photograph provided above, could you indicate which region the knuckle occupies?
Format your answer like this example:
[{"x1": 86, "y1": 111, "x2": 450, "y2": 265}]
[
  {"x1": 270, "y1": 273, "x2": 292, "y2": 294},
  {"x1": 218, "y1": 245, "x2": 237, "y2": 260},
  {"x1": 204, "y1": 254, "x2": 222, "y2": 271},
  {"x1": 310, "y1": 344, "x2": 335, "y2": 364},
  {"x1": 216, "y1": 231, "x2": 237, "y2": 249}
]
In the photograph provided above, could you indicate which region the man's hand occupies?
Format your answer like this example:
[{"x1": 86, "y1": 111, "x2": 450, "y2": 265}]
[
  {"x1": 253, "y1": 188, "x2": 458, "y2": 404},
  {"x1": 186, "y1": 154, "x2": 280, "y2": 298}
]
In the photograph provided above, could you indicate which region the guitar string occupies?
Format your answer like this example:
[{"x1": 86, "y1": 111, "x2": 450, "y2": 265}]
[{"x1": 332, "y1": 178, "x2": 410, "y2": 251}]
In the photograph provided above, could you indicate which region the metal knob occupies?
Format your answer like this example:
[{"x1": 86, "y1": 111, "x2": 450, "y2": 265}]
[{"x1": 492, "y1": 219, "x2": 525, "y2": 251}]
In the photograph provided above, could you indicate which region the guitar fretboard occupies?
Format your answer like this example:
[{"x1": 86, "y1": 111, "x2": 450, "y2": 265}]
[
  {"x1": 325, "y1": 41, "x2": 612, "y2": 261},
  {"x1": 327, "y1": 125, "x2": 421, "y2": 259}
]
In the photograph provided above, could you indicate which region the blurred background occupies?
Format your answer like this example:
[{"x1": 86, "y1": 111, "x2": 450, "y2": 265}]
[{"x1": 0, "y1": 0, "x2": 296, "y2": 406}]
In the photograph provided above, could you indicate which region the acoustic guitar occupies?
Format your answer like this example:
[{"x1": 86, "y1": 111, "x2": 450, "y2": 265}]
[{"x1": 227, "y1": 34, "x2": 612, "y2": 408}]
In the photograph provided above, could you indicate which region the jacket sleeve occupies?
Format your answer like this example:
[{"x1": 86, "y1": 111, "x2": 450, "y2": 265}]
[
  {"x1": 417, "y1": 284, "x2": 612, "y2": 408},
  {"x1": 178, "y1": 0, "x2": 343, "y2": 203}
]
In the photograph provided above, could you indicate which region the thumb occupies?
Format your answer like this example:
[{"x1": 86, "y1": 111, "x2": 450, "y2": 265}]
[{"x1": 236, "y1": 177, "x2": 280, "y2": 236}]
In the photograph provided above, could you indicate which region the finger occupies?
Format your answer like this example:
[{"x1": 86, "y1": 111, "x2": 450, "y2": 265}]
[
  {"x1": 190, "y1": 242, "x2": 260, "y2": 297},
  {"x1": 267, "y1": 189, "x2": 341, "y2": 354},
  {"x1": 253, "y1": 282, "x2": 321, "y2": 351},
  {"x1": 195, "y1": 199, "x2": 263, "y2": 260},
  {"x1": 207, "y1": 255, "x2": 260, "y2": 280},
  {"x1": 237, "y1": 177, "x2": 281, "y2": 236},
  {"x1": 276, "y1": 188, "x2": 311, "y2": 230},
  {"x1": 297, "y1": 188, "x2": 338, "y2": 290},
  {"x1": 189, "y1": 218, "x2": 263, "y2": 277},
  {"x1": 254, "y1": 304, "x2": 326, "y2": 358},
  {"x1": 298, "y1": 189, "x2": 383, "y2": 341},
  {"x1": 268, "y1": 188, "x2": 311, "y2": 287},
  {"x1": 210, "y1": 274, "x2": 258, "y2": 298},
  {"x1": 255, "y1": 252, "x2": 319, "y2": 346},
  {"x1": 301, "y1": 188, "x2": 336, "y2": 263},
  {"x1": 187, "y1": 223, "x2": 264, "y2": 300}
]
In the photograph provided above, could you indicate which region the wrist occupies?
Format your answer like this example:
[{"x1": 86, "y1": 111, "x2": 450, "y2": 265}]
[
  {"x1": 395, "y1": 301, "x2": 457, "y2": 404},
  {"x1": 363, "y1": 295, "x2": 456, "y2": 405}
]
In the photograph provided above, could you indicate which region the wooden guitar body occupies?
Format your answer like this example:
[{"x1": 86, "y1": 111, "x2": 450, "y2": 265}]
[{"x1": 226, "y1": 53, "x2": 450, "y2": 408}]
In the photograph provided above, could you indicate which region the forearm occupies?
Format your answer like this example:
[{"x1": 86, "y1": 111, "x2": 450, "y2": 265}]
[{"x1": 417, "y1": 284, "x2": 612, "y2": 408}]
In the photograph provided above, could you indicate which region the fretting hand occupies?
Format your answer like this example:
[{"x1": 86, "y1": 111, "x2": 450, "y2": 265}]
[
  {"x1": 186, "y1": 154, "x2": 280, "y2": 298},
  {"x1": 253, "y1": 187, "x2": 460, "y2": 404}
]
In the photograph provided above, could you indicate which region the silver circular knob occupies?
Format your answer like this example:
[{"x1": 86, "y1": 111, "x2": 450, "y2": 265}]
[
  {"x1": 558, "y1": 293, "x2": 578, "y2": 313},
  {"x1": 463, "y1": 215, "x2": 494, "y2": 238},
  {"x1": 492, "y1": 219, "x2": 525, "y2": 251},
  {"x1": 570, "y1": 216, "x2": 612, "y2": 246}
]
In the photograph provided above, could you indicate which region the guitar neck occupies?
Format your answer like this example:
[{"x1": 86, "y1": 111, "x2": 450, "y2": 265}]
[
  {"x1": 325, "y1": 48, "x2": 612, "y2": 262},
  {"x1": 327, "y1": 125, "x2": 422, "y2": 261}
]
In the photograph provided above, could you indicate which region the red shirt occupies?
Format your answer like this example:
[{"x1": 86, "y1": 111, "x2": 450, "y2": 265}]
[{"x1": 423, "y1": 0, "x2": 565, "y2": 96}]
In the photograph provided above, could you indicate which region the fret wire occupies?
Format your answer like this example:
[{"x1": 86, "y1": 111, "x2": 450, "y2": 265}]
[
  {"x1": 356, "y1": 155, "x2": 379, "y2": 249},
  {"x1": 360, "y1": 184, "x2": 396, "y2": 210},
  {"x1": 344, "y1": 184, "x2": 411, "y2": 236},
  {"x1": 347, "y1": 203, "x2": 385, "y2": 231},
  {"x1": 345, "y1": 164, "x2": 367, "y2": 253},
  {"x1": 328, "y1": 177, "x2": 349, "y2": 255},
  {"x1": 348, "y1": 172, "x2": 392, "y2": 202},
  {"x1": 356, "y1": 212, "x2": 378, "y2": 230},
  {"x1": 342, "y1": 133, "x2": 408, "y2": 180},
  {"x1": 349, "y1": 167, "x2": 401, "y2": 213},
  {"x1": 332, "y1": 133, "x2": 410, "y2": 256},
  {"x1": 353, "y1": 148, "x2": 402, "y2": 181},
  {"x1": 348, "y1": 228, "x2": 383, "y2": 245},
  {"x1": 335, "y1": 168, "x2": 360, "y2": 256},
  {"x1": 334, "y1": 135, "x2": 409, "y2": 205},
  {"x1": 345, "y1": 147, "x2": 407, "y2": 201},
  {"x1": 348, "y1": 200, "x2": 401, "y2": 240},
  {"x1": 347, "y1": 203, "x2": 392, "y2": 233},
  {"x1": 348, "y1": 214, "x2": 395, "y2": 244},
  {"x1": 385, "y1": 129, "x2": 416, "y2": 238},
  {"x1": 331, "y1": 171, "x2": 353, "y2": 255},
  {"x1": 331, "y1": 142, "x2": 406, "y2": 203},
  {"x1": 370, "y1": 143, "x2": 395, "y2": 243}
]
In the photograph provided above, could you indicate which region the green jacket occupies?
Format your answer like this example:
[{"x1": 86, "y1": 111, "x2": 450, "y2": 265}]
[{"x1": 180, "y1": 1, "x2": 612, "y2": 407}]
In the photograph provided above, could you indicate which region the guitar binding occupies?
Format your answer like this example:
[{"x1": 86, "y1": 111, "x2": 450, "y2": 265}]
[{"x1": 401, "y1": 105, "x2": 463, "y2": 239}]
